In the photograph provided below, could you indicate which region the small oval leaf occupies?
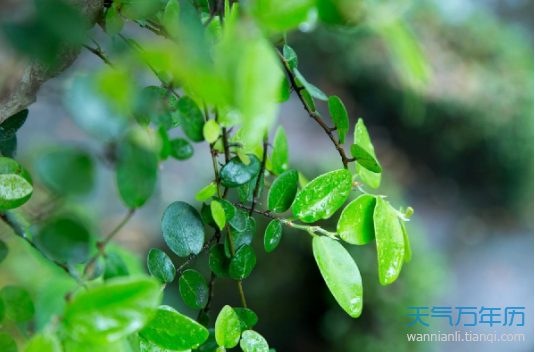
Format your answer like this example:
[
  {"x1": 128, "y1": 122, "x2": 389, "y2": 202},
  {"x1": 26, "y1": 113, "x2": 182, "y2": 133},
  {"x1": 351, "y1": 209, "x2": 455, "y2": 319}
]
[
  {"x1": 268, "y1": 169, "x2": 298, "y2": 213},
  {"x1": 240, "y1": 330, "x2": 269, "y2": 352},
  {"x1": 215, "y1": 305, "x2": 241, "y2": 348},
  {"x1": 220, "y1": 155, "x2": 261, "y2": 188},
  {"x1": 229, "y1": 245, "x2": 256, "y2": 280},
  {"x1": 337, "y1": 195, "x2": 376, "y2": 245},
  {"x1": 264, "y1": 220, "x2": 282, "y2": 253},
  {"x1": 161, "y1": 201, "x2": 205, "y2": 258},
  {"x1": 147, "y1": 248, "x2": 176, "y2": 284}
]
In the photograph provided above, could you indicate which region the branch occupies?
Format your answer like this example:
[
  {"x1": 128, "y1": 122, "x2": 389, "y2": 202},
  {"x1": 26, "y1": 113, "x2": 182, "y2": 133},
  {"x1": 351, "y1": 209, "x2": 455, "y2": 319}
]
[
  {"x1": 249, "y1": 133, "x2": 268, "y2": 215},
  {"x1": 276, "y1": 49, "x2": 353, "y2": 169}
]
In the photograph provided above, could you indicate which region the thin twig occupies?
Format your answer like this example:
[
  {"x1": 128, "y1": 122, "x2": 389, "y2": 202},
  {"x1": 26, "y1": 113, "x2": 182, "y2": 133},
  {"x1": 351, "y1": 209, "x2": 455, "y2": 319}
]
[
  {"x1": 82, "y1": 45, "x2": 115, "y2": 67},
  {"x1": 249, "y1": 133, "x2": 268, "y2": 216}
]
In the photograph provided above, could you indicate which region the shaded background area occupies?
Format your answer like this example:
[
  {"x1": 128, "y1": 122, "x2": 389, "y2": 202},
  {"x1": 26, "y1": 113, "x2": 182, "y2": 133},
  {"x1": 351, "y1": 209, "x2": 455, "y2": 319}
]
[{"x1": 0, "y1": 0, "x2": 533, "y2": 351}]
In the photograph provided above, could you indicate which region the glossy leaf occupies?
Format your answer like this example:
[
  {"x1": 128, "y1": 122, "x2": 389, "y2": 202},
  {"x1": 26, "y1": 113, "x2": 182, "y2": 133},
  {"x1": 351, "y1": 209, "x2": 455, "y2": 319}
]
[
  {"x1": 0, "y1": 239, "x2": 7, "y2": 264},
  {"x1": 350, "y1": 143, "x2": 381, "y2": 174},
  {"x1": 209, "y1": 244, "x2": 230, "y2": 278},
  {"x1": 225, "y1": 217, "x2": 255, "y2": 258},
  {"x1": 240, "y1": 330, "x2": 269, "y2": 352},
  {"x1": 313, "y1": 236, "x2": 363, "y2": 318},
  {"x1": 196, "y1": 182, "x2": 217, "y2": 201},
  {"x1": 211, "y1": 200, "x2": 226, "y2": 231},
  {"x1": 264, "y1": 220, "x2": 282, "y2": 253},
  {"x1": 215, "y1": 305, "x2": 241, "y2": 348},
  {"x1": 292, "y1": 169, "x2": 352, "y2": 223},
  {"x1": 169, "y1": 138, "x2": 194, "y2": 160},
  {"x1": 140, "y1": 305, "x2": 209, "y2": 350},
  {"x1": 233, "y1": 308, "x2": 258, "y2": 331},
  {"x1": 163, "y1": 0, "x2": 180, "y2": 37},
  {"x1": 0, "y1": 286, "x2": 34, "y2": 322},
  {"x1": 401, "y1": 220, "x2": 412, "y2": 263},
  {"x1": 177, "y1": 97, "x2": 205, "y2": 142},
  {"x1": 213, "y1": 197, "x2": 236, "y2": 222},
  {"x1": 220, "y1": 155, "x2": 261, "y2": 188},
  {"x1": 252, "y1": 0, "x2": 315, "y2": 31},
  {"x1": 121, "y1": 0, "x2": 165, "y2": 20},
  {"x1": 373, "y1": 197, "x2": 405, "y2": 285},
  {"x1": 328, "y1": 96, "x2": 349, "y2": 144},
  {"x1": 35, "y1": 214, "x2": 90, "y2": 263},
  {"x1": 0, "y1": 333, "x2": 17, "y2": 352},
  {"x1": 283, "y1": 45, "x2": 298, "y2": 71},
  {"x1": 104, "y1": 252, "x2": 130, "y2": 280},
  {"x1": 147, "y1": 248, "x2": 176, "y2": 284},
  {"x1": 25, "y1": 333, "x2": 61, "y2": 352},
  {"x1": 203, "y1": 120, "x2": 221, "y2": 144},
  {"x1": 271, "y1": 126, "x2": 288, "y2": 175},
  {"x1": 238, "y1": 173, "x2": 264, "y2": 204},
  {"x1": 0, "y1": 157, "x2": 32, "y2": 210},
  {"x1": 179, "y1": 269, "x2": 208, "y2": 309},
  {"x1": 116, "y1": 136, "x2": 158, "y2": 208},
  {"x1": 161, "y1": 201, "x2": 205, "y2": 257},
  {"x1": 105, "y1": 6, "x2": 124, "y2": 36},
  {"x1": 354, "y1": 118, "x2": 381, "y2": 188},
  {"x1": 229, "y1": 245, "x2": 256, "y2": 280},
  {"x1": 268, "y1": 169, "x2": 298, "y2": 213},
  {"x1": 337, "y1": 195, "x2": 376, "y2": 245},
  {"x1": 63, "y1": 277, "x2": 161, "y2": 344},
  {"x1": 293, "y1": 69, "x2": 328, "y2": 101},
  {"x1": 35, "y1": 147, "x2": 94, "y2": 197}
]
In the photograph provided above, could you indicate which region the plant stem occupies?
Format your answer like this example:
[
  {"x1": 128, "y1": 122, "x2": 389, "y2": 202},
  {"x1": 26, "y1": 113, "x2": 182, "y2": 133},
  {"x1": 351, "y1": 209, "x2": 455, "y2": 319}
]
[
  {"x1": 276, "y1": 49, "x2": 354, "y2": 169},
  {"x1": 249, "y1": 133, "x2": 268, "y2": 216}
]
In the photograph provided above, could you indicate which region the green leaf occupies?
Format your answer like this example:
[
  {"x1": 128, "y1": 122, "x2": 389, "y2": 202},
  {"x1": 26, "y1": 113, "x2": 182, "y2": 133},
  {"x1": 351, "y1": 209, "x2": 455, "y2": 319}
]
[
  {"x1": 0, "y1": 135, "x2": 17, "y2": 159},
  {"x1": 276, "y1": 77, "x2": 290, "y2": 103},
  {"x1": 161, "y1": 201, "x2": 205, "y2": 257},
  {"x1": 196, "y1": 182, "x2": 217, "y2": 201},
  {"x1": 354, "y1": 118, "x2": 381, "y2": 188},
  {"x1": 1, "y1": 109, "x2": 28, "y2": 132},
  {"x1": 240, "y1": 330, "x2": 269, "y2": 352},
  {"x1": 121, "y1": 0, "x2": 165, "y2": 20},
  {"x1": 252, "y1": 0, "x2": 315, "y2": 31},
  {"x1": 0, "y1": 158, "x2": 32, "y2": 211},
  {"x1": 24, "y1": 333, "x2": 61, "y2": 352},
  {"x1": 220, "y1": 155, "x2": 261, "y2": 188},
  {"x1": 63, "y1": 277, "x2": 161, "y2": 344},
  {"x1": 313, "y1": 236, "x2": 363, "y2": 318},
  {"x1": 293, "y1": 69, "x2": 328, "y2": 101},
  {"x1": 238, "y1": 173, "x2": 264, "y2": 204},
  {"x1": 373, "y1": 197, "x2": 405, "y2": 285},
  {"x1": 337, "y1": 195, "x2": 376, "y2": 245},
  {"x1": 233, "y1": 308, "x2": 258, "y2": 331},
  {"x1": 225, "y1": 218, "x2": 255, "y2": 258},
  {"x1": 292, "y1": 169, "x2": 352, "y2": 223},
  {"x1": 147, "y1": 248, "x2": 176, "y2": 284},
  {"x1": 35, "y1": 147, "x2": 94, "y2": 197},
  {"x1": 215, "y1": 305, "x2": 241, "y2": 348},
  {"x1": 213, "y1": 197, "x2": 236, "y2": 222},
  {"x1": 203, "y1": 120, "x2": 221, "y2": 144},
  {"x1": 237, "y1": 151, "x2": 250, "y2": 165},
  {"x1": 0, "y1": 286, "x2": 34, "y2": 322},
  {"x1": 157, "y1": 127, "x2": 171, "y2": 161},
  {"x1": 268, "y1": 169, "x2": 298, "y2": 213},
  {"x1": 0, "y1": 239, "x2": 7, "y2": 264},
  {"x1": 283, "y1": 45, "x2": 298, "y2": 71},
  {"x1": 209, "y1": 244, "x2": 230, "y2": 278},
  {"x1": 104, "y1": 252, "x2": 130, "y2": 280},
  {"x1": 271, "y1": 126, "x2": 288, "y2": 175},
  {"x1": 163, "y1": 0, "x2": 180, "y2": 37},
  {"x1": 229, "y1": 244, "x2": 256, "y2": 280},
  {"x1": 133, "y1": 86, "x2": 180, "y2": 130},
  {"x1": 229, "y1": 209, "x2": 247, "y2": 232},
  {"x1": 177, "y1": 96, "x2": 205, "y2": 142},
  {"x1": 0, "y1": 333, "x2": 17, "y2": 352},
  {"x1": 211, "y1": 200, "x2": 226, "y2": 231},
  {"x1": 35, "y1": 214, "x2": 90, "y2": 263},
  {"x1": 169, "y1": 138, "x2": 194, "y2": 160},
  {"x1": 179, "y1": 269, "x2": 208, "y2": 309},
  {"x1": 328, "y1": 96, "x2": 349, "y2": 144},
  {"x1": 401, "y1": 220, "x2": 412, "y2": 263},
  {"x1": 105, "y1": 6, "x2": 124, "y2": 36},
  {"x1": 350, "y1": 144, "x2": 381, "y2": 173},
  {"x1": 116, "y1": 135, "x2": 158, "y2": 208},
  {"x1": 264, "y1": 220, "x2": 282, "y2": 253},
  {"x1": 301, "y1": 89, "x2": 316, "y2": 111},
  {"x1": 201, "y1": 202, "x2": 217, "y2": 228},
  {"x1": 139, "y1": 305, "x2": 209, "y2": 350}
]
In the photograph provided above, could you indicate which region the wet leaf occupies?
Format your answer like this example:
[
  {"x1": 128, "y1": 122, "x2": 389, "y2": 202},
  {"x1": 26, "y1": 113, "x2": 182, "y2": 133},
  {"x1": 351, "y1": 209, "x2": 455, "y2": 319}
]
[
  {"x1": 354, "y1": 118, "x2": 381, "y2": 188},
  {"x1": 292, "y1": 169, "x2": 352, "y2": 223},
  {"x1": 215, "y1": 305, "x2": 240, "y2": 348},
  {"x1": 328, "y1": 96, "x2": 349, "y2": 144},
  {"x1": 147, "y1": 248, "x2": 176, "y2": 284},
  {"x1": 195, "y1": 182, "x2": 217, "y2": 201},
  {"x1": 179, "y1": 269, "x2": 208, "y2": 309},
  {"x1": 233, "y1": 308, "x2": 258, "y2": 331},
  {"x1": 337, "y1": 195, "x2": 376, "y2": 245},
  {"x1": 271, "y1": 126, "x2": 288, "y2": 175},
  {"x1": 373, "y1": 197, "x2": 405, "y2": 285},
  {"x1": 240, "y1": 330, "x2": 269, "y2": 352},
  {"x1": 209, "y1": 244, "x2": 230, "y2": 278},
  {"x1": 220, "y1": 155, "x2": 261, "y2": 188},
  {"x1": 313, "y1": 236, "x2": 363, "y2": 318},
  {"x1": 229, "y1": 209, "x2": 248, "y2": 232},
  {"x1": 264, "y1": 220, "x2": 282, "y2": 253},
  {"x1": 350, "y1": 143, "x2": 381, "y2": 174},
  {"x1": 229, "y1": 245, "x2": 256, "y2": 280},
  {"x1": 211, "y1": 200, "x2": 226, "y2": 231},
  {"x1": 268, "y1": 169, "x2": 298, "y2": 213},
  {"x1": 225, "y1": 218, "x2": 255, "y2": 257},
  {"x1": 161, "y1": 201, "x2": 205, "y2": 257}
]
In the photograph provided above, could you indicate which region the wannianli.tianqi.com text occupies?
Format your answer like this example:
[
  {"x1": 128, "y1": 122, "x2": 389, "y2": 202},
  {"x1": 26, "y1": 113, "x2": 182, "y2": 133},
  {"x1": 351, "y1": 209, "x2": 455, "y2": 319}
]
[{"x1": 407, "y1": 331, "x2": 525, "y2": 343}]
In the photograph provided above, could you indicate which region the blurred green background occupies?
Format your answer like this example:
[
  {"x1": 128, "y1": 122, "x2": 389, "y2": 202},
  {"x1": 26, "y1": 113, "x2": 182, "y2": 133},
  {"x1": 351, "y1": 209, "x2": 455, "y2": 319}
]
[{"x1": 0, "y1": 0, "x2": 532, "y2": 351}]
